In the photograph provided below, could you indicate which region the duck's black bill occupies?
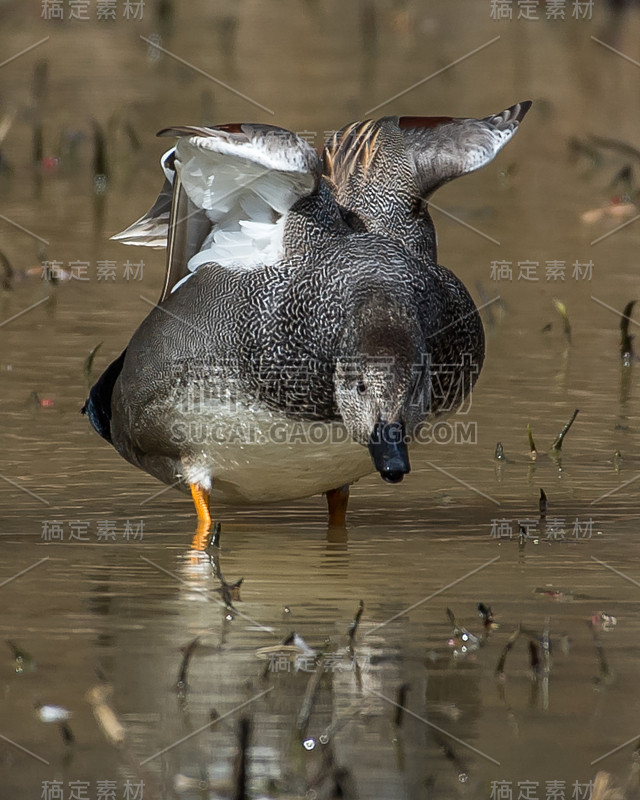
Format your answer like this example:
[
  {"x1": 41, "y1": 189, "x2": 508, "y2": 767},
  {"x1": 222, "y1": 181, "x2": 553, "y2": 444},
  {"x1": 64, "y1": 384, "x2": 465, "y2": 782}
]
[{"x1": 368, "y1": 421, "x2": 410, "y2": 483}]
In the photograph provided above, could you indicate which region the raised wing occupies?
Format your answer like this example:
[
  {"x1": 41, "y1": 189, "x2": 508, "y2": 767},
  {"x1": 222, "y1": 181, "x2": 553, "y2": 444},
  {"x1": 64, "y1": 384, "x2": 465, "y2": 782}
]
[
  {"x1": 399, "y1": 100, "x2": 532, "y2": 197},
  {"x1": 322, "y1": 101, "x2": 531, "y2": 244},
  {"x1": 111, "y1": 123, "x2": 322, "y2": 300},
  {"x1": 110, "y1": 149, "x2": 176, "y2": 248}
]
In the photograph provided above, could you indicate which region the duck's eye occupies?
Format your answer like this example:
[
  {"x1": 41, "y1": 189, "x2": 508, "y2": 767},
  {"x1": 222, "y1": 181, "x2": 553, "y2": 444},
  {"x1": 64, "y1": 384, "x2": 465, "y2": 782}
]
[{"x1": 356, "y1": 381, "x2": 367, "y2": 395}]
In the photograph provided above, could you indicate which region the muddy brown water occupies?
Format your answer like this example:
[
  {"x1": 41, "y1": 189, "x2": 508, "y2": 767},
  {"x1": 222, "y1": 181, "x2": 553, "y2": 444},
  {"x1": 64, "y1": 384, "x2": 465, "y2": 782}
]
[{"x1": 2, "y1": 1, "x2": 640, "y2": 798}]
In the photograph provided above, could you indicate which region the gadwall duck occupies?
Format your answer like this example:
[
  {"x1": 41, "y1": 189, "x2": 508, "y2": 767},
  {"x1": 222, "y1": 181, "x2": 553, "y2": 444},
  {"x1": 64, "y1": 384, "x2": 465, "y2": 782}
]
[{"x1": 83, "y1": 102, "x2": 531, "y2": 542}]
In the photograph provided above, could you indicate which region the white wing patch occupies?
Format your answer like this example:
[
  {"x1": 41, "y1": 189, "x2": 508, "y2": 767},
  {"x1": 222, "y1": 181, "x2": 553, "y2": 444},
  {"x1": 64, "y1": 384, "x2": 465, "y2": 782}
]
[
  {"x1": 111, "y1": 124, "x2": 320, "y2": 293},
  {"x1": 172, "y1": 137, "x2": 315, "y2": 282}
]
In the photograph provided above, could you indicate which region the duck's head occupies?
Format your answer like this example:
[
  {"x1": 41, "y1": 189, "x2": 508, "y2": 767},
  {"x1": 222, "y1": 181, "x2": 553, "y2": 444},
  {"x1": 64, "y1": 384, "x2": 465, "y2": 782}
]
[{"x1": 334, "y1": 296, "x2": 427, "y2": 483}]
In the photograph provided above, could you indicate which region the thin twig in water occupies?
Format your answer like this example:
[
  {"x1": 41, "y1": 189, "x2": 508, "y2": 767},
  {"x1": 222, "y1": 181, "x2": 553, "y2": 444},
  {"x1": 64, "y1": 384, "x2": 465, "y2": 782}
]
[
  {"x1": 233, "y1": 717, "x2": 250, "y2": 800},
  {"x1": 518, "y1": 526, "x2": 527, "y2": 553},
  {"x1": 587, "y1": 619, "x2": 613, "y2": 687},
  {"x1": 84, "y1": 342, "x2": 102, "y2": 383},
  {"x1": 297, "y1": 653, "x2": 327, "y2": 740},
  {"x1": 539, "y1": 488, "x2": 547, "y2": 518},
  {"x1": 431, "y1": 730, "x2": 469, "y2": 781},
  {"x1": 176, "y1": 636, "x2": 200, "y2": 692},
  {"x1": 394, "y1": 683, "x2": 409, "y2": 727},
  {"x1": 496, "y1": 626, "x2": 521, "y2": 677},
  {"x1": 348, "y1": 600, "x2": 364, "y2": 644},
  {"x1": 209, "y1": 521, "x2": 221, "y2": 549},
  {"x1": 527, "y1": 639, "x2": 540, "y2": 678},
  {"x1": 527, "y1": 424, "x2": 537, "y2": 461},
  {"x1": 620, "y1": 300, "x2": 636, "y2": 364},
  {"x1": 551, "y1": 409, "x2": 579, "y2": 452}
]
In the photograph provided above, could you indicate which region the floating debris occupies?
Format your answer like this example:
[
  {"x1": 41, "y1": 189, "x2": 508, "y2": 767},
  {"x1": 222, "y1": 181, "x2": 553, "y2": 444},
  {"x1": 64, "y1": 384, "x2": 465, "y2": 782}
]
[
  {"x1": 429, "y1": 702, "x2": 463, "y2": 722},
  {"x1": 478, "y1": 603, "x2": 498, "y2": 635},
  {"x1": 256, "y1": 632, "x2": 316, "y2": 675},
  {"x1": 534, "y1": 586, "x2": 589, "y2": 602},
  {"x1": 620, "y1": 300, "x2": 636, "y2": 365},
  {"x1": 552, "y1": 298, "x2": 572, "y2": 346},
  {"x1": 35, "y1": 702, "x2": 71, "y2": 723},
  {"x1": 35, "y1": 702, "x2": 74, "y2": 743},
  {"x1": 6, "y1": 640, "x2": 36, "y2": 673},
  {"x1": 29, "y1": 391, "x2": 54, "y2": 409},
  {"x1": 551, "y1": 409, "x2": 579, "y2": 453},
  {"x1": 173, "y1": 774, "x2": 229, "y2": 795},
  {"x1": 591, "y1": 771, "x2": 625, "y2": 800},
  {"x1": 213, "y1": 575, "x2": 243, "y2": 604},
  {"x1": 446, "y1": 608, "x2": 480, "y2": 657},
  {"x1": 592, "y1": 611, "x2": 618, "y2": 631},
  {"x1": 581, "y1": 199, "x2": 637, "y2": 225},
  {"x1": 85, "y1": 683, "x2": 126, "y2": 747}
]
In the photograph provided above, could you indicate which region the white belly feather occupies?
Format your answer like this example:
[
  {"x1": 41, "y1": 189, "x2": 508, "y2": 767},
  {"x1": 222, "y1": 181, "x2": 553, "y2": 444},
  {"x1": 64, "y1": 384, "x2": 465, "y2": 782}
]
[{"x1": 172, "y1": 401, "x2": 374, "y2": 504}]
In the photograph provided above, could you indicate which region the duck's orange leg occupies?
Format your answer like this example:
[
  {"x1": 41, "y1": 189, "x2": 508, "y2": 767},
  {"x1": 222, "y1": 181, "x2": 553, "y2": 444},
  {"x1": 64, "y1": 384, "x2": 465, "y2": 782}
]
[
  {"x1": 190, "y1": 483, "x2": 212, "y2": 551},
  {"x1": 326, "y1": 484, "x2": 350, "y2": 527}
]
